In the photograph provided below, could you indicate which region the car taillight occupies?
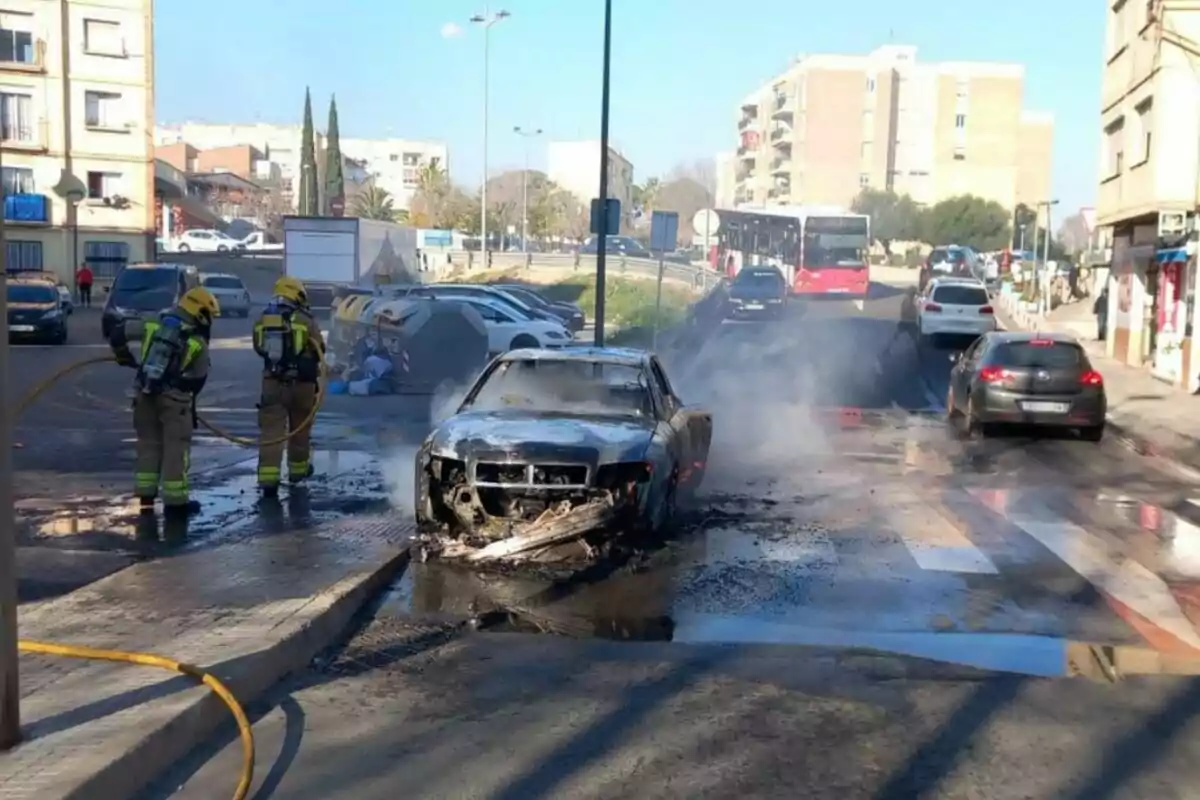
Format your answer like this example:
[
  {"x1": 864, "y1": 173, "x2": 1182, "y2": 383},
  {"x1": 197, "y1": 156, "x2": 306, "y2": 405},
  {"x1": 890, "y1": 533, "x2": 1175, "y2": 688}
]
[
  {"x1": 1029, "y1": 339, "x2": 1055, "y2": 347},
  {"x1": 979, "y1": 305, "x2": 993, "y2": 314},
  {"x1": 1081, "y1": 370, "x2": 1103, "y2": 386},
  {"x1": 979, "y1": 366, "x2": 1011, "y2": 383},
  {"x1": 924, "y1": 302, "x2": 942, "y2": 312}
]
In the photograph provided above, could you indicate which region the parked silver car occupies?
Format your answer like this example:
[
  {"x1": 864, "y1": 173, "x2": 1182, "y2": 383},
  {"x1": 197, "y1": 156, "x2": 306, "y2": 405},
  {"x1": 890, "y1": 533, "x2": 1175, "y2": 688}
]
[{"x1": 200, "y1": 272, "x2": 252, "y2": 317}]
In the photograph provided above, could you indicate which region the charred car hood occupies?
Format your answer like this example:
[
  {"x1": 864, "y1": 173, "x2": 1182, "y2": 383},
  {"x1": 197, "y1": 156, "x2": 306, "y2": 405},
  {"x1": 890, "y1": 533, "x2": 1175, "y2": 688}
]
[{"x1": 429, "y1": 409, "x2": 655, "y2": 463}]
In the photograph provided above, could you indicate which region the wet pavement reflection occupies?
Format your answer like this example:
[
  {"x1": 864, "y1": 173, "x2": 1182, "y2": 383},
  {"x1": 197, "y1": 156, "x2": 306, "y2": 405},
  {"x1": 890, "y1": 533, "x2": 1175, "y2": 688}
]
[{"x1": 378, "y1": 408, "x2": 1200, "y2": 677}]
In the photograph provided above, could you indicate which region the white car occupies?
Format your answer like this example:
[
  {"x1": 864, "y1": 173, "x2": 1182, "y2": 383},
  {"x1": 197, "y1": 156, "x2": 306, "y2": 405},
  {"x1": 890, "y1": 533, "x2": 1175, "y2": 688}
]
[
  {"x1": 174, "y1": 229, "x2": 246, "y2": 254},
  {"x1": 429, "y1": 294, "x2": 572, "y2": 354},
  {"x1": 918, "y1": 277, "x2": 997, "y2": 342},
  {"x1": 200, "y1": 272, "x2": 253, "y2": 317}
]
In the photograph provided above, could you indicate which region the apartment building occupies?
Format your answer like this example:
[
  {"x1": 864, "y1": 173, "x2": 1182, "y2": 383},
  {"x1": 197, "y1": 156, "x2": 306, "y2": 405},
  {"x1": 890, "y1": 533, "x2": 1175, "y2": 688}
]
[
  {"x1": 1, "y1": 0, "x2": 154, "y2": 280},
  {"x1": 734, "y1": 45, "x2": 1053, "y2": 213},
  {"x1": 1096, "y1": 0, "x2": 1200, "y2": 390},
  {"x1": 153, "y1": 122, "x2": 449, "y2": 212},
  {"x1": 714, "y1": 151, "x2": 737, "y2": 209},
  {"x1": 546, "y1": 140, "x2": 634, "y2": 221}
]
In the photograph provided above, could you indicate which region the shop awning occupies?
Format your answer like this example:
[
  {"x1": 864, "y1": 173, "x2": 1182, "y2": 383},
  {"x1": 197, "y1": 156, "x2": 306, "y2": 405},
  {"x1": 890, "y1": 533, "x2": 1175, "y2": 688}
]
[{"x1": 1156, "y1": 247, "x2": 1189, "y2": 264}]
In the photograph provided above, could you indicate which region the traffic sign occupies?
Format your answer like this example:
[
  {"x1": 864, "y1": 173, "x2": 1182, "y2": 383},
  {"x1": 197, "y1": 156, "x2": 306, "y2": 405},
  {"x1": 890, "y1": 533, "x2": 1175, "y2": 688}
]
[
  {"x1": 649, "y1": 211, "x2": 679, "y2": 253},
  {"x1": 590, "y1": 198, "x2": 621, "y2": 236},
  {"x1": 692, "y1": 209, "x2": 721, "y2": 237}
]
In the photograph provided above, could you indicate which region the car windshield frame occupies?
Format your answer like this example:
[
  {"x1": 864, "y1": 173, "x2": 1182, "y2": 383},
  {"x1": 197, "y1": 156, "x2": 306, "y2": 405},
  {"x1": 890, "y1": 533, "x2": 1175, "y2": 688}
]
[
  {"x1": 7, "y1": 284, "x2": 58, "y2": 304},
  {"x1": 201, "y1": 276, "x2": 245, "y2": 290},
  {"x1": 931, "y1": 284, "x2": 990, "y2": 305},
  {"x1": 987, "y1": 340, "x2": 1086, "y2": 369},
  {"x1": 461, "y1": 358, "x2": 656, "y2": 418},
  {"x1": 110, "y1": 268, "x2": 179, "y2": 311},
  {"x1": 734, "y1": 269, "x2": 785, "y2": 288}
]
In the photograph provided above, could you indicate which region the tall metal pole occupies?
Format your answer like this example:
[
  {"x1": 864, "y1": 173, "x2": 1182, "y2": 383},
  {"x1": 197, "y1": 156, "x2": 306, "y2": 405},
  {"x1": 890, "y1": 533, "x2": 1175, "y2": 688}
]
[
  {"x1": 470, "y1": 7, "x2": 510, "y2": 261},
  {"x1": 0, "y1": 135, "x2": 19, "y2": 749},
  {"x1": 514, "y1": 126, "x2": 542, "y2": 254},
  {"x1": 593, "y1": 0, "x2": 613, "y2": 347}
]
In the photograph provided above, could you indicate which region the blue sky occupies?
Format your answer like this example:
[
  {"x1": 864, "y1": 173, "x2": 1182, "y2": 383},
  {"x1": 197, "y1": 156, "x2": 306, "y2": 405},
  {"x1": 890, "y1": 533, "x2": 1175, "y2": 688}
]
[{"x1": 155, "y1": 0, "x2": 1102, "y2": 211}]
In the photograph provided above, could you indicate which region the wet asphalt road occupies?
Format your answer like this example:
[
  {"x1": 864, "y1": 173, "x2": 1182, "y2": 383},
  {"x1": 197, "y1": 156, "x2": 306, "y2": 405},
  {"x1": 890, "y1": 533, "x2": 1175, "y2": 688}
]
[{"x1": 145, "y1": 282, "x2": 1200, "y2": 798}]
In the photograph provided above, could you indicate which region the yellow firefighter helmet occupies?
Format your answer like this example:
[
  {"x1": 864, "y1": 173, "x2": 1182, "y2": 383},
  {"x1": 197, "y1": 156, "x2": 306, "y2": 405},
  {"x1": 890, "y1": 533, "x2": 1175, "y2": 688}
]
[
  {"x1": 272, "y1": 276, "x2": 308, "y2": 306},
  {"x1": 177, "y1": 286, "x2": 220, "y2": 324}
]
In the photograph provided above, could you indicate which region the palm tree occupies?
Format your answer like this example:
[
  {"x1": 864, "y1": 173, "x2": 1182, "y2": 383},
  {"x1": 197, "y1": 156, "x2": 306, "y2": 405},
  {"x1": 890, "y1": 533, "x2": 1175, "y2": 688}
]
[
  {"x1": 635, "y1": 177, "x2": 661, "y2": 213},
  {"x1": 351, "y1": 184, "x2": 396, "y2": 221}
]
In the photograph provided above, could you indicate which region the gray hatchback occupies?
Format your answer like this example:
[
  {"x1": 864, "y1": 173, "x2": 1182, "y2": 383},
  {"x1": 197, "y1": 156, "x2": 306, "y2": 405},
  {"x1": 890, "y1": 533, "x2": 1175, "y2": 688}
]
[{"x1": 946, "y1": 331, "x2": 1106, "y2": 441}]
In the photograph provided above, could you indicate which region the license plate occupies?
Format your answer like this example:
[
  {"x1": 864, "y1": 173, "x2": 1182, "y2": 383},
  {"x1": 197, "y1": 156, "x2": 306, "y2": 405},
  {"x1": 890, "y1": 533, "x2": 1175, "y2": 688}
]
[
  {"x1": 1021, "y1": 401, "x2": 1069, "y2": 413},
  {"x1": 744, "y1": 303, "x2": 763, "y2": 309},
  {"x1": 828, "y1": 288, "x2": 849, "y2": 293},
  {"x1": 8, "y1": 325, "x2": 34, "y2": 332}
]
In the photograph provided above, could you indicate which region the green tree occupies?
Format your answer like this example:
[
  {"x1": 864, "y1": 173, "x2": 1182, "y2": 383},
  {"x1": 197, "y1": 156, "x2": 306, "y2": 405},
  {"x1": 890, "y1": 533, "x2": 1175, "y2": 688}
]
[
  {"x1": 918, "y1": 194, "x2": 1011, "y2": 252},
  {"x1": 323, "y1": 95, "x2": 345, "y2": 215},
  {"x1": 297, "y1": 87, "x2": 319, "y2": 216},
  {"x1": 850, "y1": 189, "x2": 922, "y2": 248},
  {"x1": 632, "y1": 177, "x2": 661, "y2": 213},
  {"x1": 351, "y1": 183, "x2": 397, "y2": 220}
]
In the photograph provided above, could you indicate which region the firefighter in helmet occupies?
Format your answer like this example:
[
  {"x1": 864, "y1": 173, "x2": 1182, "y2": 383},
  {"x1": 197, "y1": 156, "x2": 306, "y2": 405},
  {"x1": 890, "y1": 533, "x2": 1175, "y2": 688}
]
[
  {"x1": 109, "y1": 286, "x2": 219, "y2": 516},
  {"x1": 253, "y1": 275, "x2": 325, "y2": 496}
]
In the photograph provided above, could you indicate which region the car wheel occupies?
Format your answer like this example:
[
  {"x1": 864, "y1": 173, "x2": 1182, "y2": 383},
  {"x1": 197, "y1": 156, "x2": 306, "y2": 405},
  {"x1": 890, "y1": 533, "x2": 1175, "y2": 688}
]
[
  {"x1": 945, "y1": 385, "x2": 957, "y2": 422},
  {"x1": 54, "y1": 325, "x2": 68, "y2": 345},
  {"x1": 1079, "y1": 424, "x2": 1105, "y2": 443},
  {"x1": 964, "y1": 395, "x2": 986, "y2": 439},
  {"x1": 177, "y1": 243, "x2": 191, "y2": 252},
  {"x1": 510, "y1": 333, "x2": 539, "y2": 350},
  {"x1": 654, "y1": 471, "x2": 679, "y2": 535}
]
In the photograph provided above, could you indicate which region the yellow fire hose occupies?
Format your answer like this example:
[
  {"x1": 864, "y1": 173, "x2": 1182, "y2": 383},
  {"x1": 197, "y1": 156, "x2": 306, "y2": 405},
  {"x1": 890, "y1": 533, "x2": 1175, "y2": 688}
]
[{"x1": 7, "y1": 345, "x2": 333, "y2": 799}]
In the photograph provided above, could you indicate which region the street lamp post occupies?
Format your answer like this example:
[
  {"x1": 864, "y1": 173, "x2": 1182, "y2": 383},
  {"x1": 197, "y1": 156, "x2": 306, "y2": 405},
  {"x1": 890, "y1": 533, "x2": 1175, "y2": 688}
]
[
  {"x1": 513, "y1": 126, "x2": 543, "y2": 254},
  {"x1": 470, "y1": 6, "x2": 510, "y2": 261},
  {"x1": 593, "y1": 0, "x2": 614, "y2": 347},
  {"x1": 0, "y1": 139, "x2": 16, "y2": 750}
]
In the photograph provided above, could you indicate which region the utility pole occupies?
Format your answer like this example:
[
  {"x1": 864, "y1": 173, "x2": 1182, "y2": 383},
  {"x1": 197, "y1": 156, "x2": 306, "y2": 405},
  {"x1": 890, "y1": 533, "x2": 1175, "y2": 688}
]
[
  {"x1": 470, "y1": 6, "x2": 511, "y2": 261},
  {"x1": 593, "y1": 0, "x2": 614, "y2": 347},
  {"x1": 1036, "y1": 199, "x2": 1059, "y2": 314},
  {"x1": 0, "y1": 134, "x2": 18, "y2": 749},
  {"x1": 514, "y1": 126, "x2": 543, "y2": 254}
]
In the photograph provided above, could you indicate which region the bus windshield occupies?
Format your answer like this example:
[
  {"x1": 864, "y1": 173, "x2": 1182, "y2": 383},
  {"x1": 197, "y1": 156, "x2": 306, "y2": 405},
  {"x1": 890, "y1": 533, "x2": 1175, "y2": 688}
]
[{"x1": 802, "y1": 217, "x2": 869, "y2": 268}]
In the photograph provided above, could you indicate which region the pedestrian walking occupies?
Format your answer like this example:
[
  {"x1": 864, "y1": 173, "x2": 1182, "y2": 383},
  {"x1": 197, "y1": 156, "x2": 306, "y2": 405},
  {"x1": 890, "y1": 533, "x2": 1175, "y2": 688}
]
[
  {"x1": 109, "y1": 286, "x2": 219, "y2": 516},
  {"x1": 1094, "y1": 285, "x2": 1109, "y2": 341},
  {"x1": 252, "y1": 276, "x2": 326, "y2": 497},
  {"x1": 76, "y1": 262, "x2": 93, "y2": 307}
]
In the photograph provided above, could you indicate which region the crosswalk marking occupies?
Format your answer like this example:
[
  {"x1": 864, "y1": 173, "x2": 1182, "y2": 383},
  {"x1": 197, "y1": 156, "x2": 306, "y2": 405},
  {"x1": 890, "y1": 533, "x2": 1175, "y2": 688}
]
[
  {"x1": 877, "y1": 486, "x2": 999, "y2": 574},
  {"x1": 974, "y1": 489, "x2": 1200, "y2": 651}
]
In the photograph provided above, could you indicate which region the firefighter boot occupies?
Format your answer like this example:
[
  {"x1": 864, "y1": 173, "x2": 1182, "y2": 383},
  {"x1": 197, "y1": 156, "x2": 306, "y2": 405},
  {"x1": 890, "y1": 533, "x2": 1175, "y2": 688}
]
[{"x1": 164, "y1": 500, "x2": 201, "y2": 518}]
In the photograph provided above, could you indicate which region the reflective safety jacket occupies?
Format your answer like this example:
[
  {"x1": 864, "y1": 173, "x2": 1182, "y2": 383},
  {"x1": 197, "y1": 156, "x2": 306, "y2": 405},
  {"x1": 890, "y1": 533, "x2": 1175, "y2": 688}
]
[
  {"x1": 110, "y1": 310, "x2": 210, "y2": 399},
  {"x1": 253, "y1": 301, "x2": 325, "y2": 382}
]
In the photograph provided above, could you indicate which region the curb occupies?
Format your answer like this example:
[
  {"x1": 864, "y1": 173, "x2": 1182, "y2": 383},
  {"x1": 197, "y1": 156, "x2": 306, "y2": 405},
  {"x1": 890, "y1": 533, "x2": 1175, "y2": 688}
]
[{"x1": 52, "y1": 545, "x2": 412, "y2": 799}]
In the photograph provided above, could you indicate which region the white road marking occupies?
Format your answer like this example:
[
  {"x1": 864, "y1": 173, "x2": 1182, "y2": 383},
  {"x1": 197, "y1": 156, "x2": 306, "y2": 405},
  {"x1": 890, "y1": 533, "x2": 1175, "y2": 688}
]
[
  {"x1": 879, "y1": 487, "x2": 998, "y2": 574},
  {"x1": 980, "y1": 490, "x2": 1200, "y2": 650},
  {"x1": 854, "y1": 299, "x2": 864, "y2": 312}
]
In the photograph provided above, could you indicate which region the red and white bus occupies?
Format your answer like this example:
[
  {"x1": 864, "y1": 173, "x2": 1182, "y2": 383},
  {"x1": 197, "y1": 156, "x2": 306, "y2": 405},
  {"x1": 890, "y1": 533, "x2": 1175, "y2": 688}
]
[{"x1": 711, "y1": 207, "x2": 871, "y2": 298}]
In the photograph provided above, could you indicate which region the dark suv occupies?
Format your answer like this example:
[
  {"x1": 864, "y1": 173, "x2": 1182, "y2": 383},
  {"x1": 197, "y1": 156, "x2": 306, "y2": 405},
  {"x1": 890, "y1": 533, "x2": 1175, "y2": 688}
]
[{"x1": 101, "y1": 262, "x2": 200, "y2": 340}]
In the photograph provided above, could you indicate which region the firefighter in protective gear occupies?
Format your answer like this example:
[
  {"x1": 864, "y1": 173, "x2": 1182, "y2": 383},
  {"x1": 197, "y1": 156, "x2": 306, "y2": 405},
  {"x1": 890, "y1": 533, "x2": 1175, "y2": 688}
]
[
  {"x1": 253, "y1": 276, "x2": 326, "y2": 496},
  {"x1": 109, "y1": 286, "x2": 218, "y2": 516}
]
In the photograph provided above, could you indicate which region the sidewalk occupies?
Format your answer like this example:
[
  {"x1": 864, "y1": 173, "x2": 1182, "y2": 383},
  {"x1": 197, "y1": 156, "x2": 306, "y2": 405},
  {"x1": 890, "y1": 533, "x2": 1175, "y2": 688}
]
[
  {"x1": 0, "y1": 513, "x2": 412, "y2": 799},
  {"x1": 995, "y1": 291, "x2": 1200, "y2": 473}
]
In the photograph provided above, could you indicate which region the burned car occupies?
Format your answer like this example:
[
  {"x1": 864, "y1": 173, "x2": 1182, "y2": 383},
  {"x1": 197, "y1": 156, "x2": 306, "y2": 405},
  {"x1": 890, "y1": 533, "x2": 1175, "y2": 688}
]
[{"x1": 414, "y1": 347, "x2": 713, "y2": 565}]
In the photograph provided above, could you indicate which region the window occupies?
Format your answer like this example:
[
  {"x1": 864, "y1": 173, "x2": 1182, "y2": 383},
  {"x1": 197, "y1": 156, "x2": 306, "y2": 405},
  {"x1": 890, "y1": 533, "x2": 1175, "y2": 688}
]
[
  {"x1": 1104, "y1": 117, "x2": 1125, "y2": 177},
  {"x1": 389, "y1": 153, "x2": 399, "y2": 162},
  {"x1": 866, "y1": 76, "x2": 876, "y2": 92},
  {"x1": 1108, "y1": 0, "x2": 1128, "y2": 58},
  {"x1": 0, "y1": 14, "x2": 34, "y2": 64},
  {"x1": 86, "y1": 170, "x2": 122, "y2": 198},
  {"x1": 1135, "y1": 97, "x2": 1153, "y2": 164},
  {"x1": 83, "y1": 19, "x2": 124, "y2": 56},
  {"x1": 6, "y1": 240, "x2": 42, "y2": 272},
  {"x1": 83, "y1": 240, "x2": 129, "y2": 279},
  {"x1": 0, "y1": 92, "x2": 34, "y2": 142},
  {"x1": 85, "y1": 90, "x2": 122, "y2": 128},
  {"x1": 859, "y1": 173, "x2": 871, "y2": 187},
  {"x1": 955, "y1": 114, "x2": 966, "y2": 129},
  {"x1": 402, "y1": 152, "x2": 420, "y2": 166},
  {"x1": 1, "y1": 165, "x2": 32, "y2": 194},
  {"x1": 953, "y1": 147, "x2": 966, "y2": 161}
]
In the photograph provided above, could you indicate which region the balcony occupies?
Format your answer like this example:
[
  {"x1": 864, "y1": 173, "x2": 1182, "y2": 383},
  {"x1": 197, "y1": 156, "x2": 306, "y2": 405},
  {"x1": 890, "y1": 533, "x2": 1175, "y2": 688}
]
[
  {"x1": 738, "y1": 145, "x2": 755, "y2": 160},
  {"x1": 770, "y1": 126, "x2": 791, "y2": 143},
  {"x1": 772, "y1": 93, "x2": 792, "y2": 119},
  {"x1": 0, "y1": 38, "x2": 47, "y2": 74},
  {"x1": 738, "y1": 114, "x2": 759, "y2": 131},
  {"x1": 4, "y1": 193, "x2": 50, "y2": 225},
  {"x1": 770, "y1": 158, "x2": 790, "y2": 175}
]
